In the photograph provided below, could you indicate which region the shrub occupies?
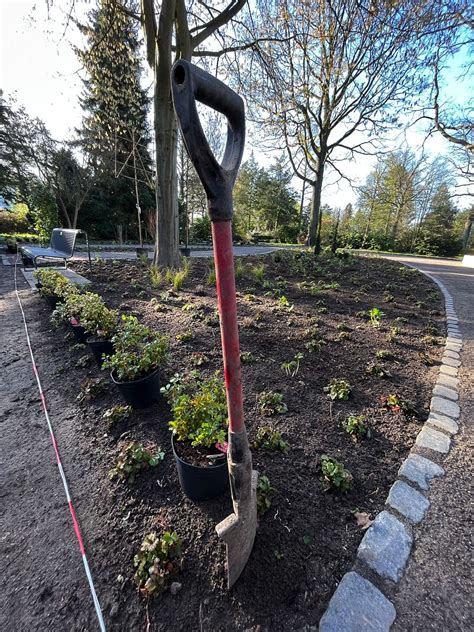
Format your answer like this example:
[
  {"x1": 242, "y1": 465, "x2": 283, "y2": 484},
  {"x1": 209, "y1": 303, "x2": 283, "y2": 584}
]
[
  {"x1": 133, "y1": 531, "x2": 182, "y2": 597},
  {"x1": 150, "y1": 267, "x2": 163, "y2": 288},
  {"x1": 75, "y1": 293, "x2": 117, "y2": 338},
  {"x1": 258, "y1": 391, "x2": 288, "y2": 416},
  {"x1": 102, "y1": 316, "x2": 168, "y2": 381},
  {"x1": 320, "y1": 455, "x2": 353, "y2": 491},
  {"x1": 109, "y1": 441, "x2": 165, "y2": 482},
  {"x1": 166, "y1": 373, "x2": 228, "y2": 448},
  {"x1": 34, "y1": 269, "x2": 79, "y2": 299}
]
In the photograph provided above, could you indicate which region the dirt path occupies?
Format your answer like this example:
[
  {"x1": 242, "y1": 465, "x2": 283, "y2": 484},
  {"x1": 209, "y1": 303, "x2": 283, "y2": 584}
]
[
  {"x1": 383, "y1": 256, "x2": 474, "y2": 631},
  {"x1": 0, "y1": 265, "x2": 103, "y2": 631}
]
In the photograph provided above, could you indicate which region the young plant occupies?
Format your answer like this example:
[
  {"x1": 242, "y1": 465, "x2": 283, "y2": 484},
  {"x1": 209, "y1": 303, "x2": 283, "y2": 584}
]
[
  {"x1": 324, "y1": 378, "x2": 352, "y2": 401},
  {"x1": 280, "y1": 352, "x2": 304, "y2": 377},
  {"x1": 102, "y1": 315, "x2": 169, "y2": 381},
  {"x1": 166, "y1": 373, "x2": 228, "y2": 448},
  {"x1": 77, "y1": 377, "x2": 107, "y2": 402},
  {"x1": 278, "y1": 295, "x2": 293, "y2": 311},
  {"x1": 253, "y1": 427, "x2": 289, "y2": 452},
  {"x1": 368, "y1": 307, "x2": 383, "y2": 327},
  {"x1": 206, "y1": 265, "x2": 216, "y2": 286},
  {"x1": 190, "y1": 352, "x2": 209, "y2": 367},
  {"x1": 387, "y1": 326, "x2": 400, "y2": 343},
  {"x1": 258, "y1": 391, "x2": 288, "y2": 416},
  {"x1": 375, "y1": 349, "x2": 393, "y2": 360},
  {"x1": 380, "y1": 394, "x2": 413, "y2": 413},
  {"x1": 133, "y1": 531, "x2": 182, "y2": 598},
  {"x1": 256, "y1": 475, "x2": 274, "y2": 517},
  {"x1": 251, "y1": 263, "x2": 265, "y2": 284},
  {"x1": 234, "y1": 257, "x2": 244, "y2": 279},
  {"x1": 240, "y1": 351, "x2": 256, "y2": 364},
  {"x1": 109, "y1": 441, "x2": 165, "y2": 482},
  {"x1": 345, "y1": 415, "x2": 367, "y2": 441},
  {"x1": 175, "y1": 330, "x2": 194, "y2": 343},
  {"x1": 77, "y1": 293, "x2": 118, "y2": 339},
  {"x1": 103, "y1": 405, "x2": 132, "y2": 424},
  {"x1": 320, "y1": 455, "x2": 353, "y2": 492},
  {"x1": 150, "y1": 267, "x2": 163, "y2": 288},
  {"x1": 366, "y1": 362, "x2": 390, "y2": 378},
  {"x1": 418, "y1": 351, "x2": 435, "y2": 366}
]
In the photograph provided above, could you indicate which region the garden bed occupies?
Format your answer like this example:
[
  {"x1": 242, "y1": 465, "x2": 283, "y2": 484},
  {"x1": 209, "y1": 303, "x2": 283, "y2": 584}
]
[{"x1": 32, "y1": 252, "x2": 444, "y2": 630}]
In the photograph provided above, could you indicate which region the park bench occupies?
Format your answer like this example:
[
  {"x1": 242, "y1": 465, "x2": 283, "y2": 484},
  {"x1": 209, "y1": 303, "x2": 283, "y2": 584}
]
[{"x1": 20, "y1": 228, "x2": 91, "y2": 270}]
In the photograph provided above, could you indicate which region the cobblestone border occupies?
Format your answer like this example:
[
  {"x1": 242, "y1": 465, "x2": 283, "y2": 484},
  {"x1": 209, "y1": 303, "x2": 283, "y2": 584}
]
[{"x1": 319, "y1": 270, "x2": 463, "y2": 631}]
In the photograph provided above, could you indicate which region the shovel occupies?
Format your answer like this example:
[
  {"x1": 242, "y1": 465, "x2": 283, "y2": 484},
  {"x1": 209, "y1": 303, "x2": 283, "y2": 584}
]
[{"x1": 171, "y1": 60, "x2": 258, "y2": 589}]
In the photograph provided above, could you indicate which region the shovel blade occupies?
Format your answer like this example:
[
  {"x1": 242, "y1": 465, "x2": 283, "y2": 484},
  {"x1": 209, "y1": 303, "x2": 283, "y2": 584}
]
[{"x1": 216, "y1": 469, "x2": 258, "y2": 589}]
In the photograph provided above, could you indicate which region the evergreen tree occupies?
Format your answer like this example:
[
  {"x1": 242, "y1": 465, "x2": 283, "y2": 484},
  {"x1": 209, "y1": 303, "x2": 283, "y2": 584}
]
[
  {"x1": 76, "y1": 0, "x2": 154, "y2": 241},
  {"x1": 417, "y1": 184, "x2": 459, "y2": 256}
]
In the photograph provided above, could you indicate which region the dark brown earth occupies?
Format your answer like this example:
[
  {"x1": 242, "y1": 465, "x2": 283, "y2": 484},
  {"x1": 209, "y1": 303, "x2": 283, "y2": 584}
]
[{"x1": 1, "y1": 251, "x2": 445, "y2": 631}]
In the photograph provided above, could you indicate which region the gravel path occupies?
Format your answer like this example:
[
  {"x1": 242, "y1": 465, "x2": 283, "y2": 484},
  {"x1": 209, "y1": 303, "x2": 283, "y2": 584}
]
[{"x1": 384, "y1": 256, "x2": 473, "y2": 631}]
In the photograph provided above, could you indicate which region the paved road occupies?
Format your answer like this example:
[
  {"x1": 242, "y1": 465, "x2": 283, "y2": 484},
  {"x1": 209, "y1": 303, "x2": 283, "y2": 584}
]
[{"x1": 381, "y1": 255, "x2": 473, "y2": 632}]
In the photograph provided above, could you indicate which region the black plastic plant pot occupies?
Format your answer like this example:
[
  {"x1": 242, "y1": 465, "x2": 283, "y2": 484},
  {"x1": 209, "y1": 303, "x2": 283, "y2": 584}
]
[
  {"x1": 111, "y1": 367, "x2": 160, "y2": 409},
  {"x1": 70, "y1": 322, "x2": 89, "y2": 344},
  {"x1": 44, "y1": 294, "x2": 61, "y2": 310},
  {"x1": 87, "y1": 337, "x2": 114, "y2": 369},
  {"x1": 171, "y1": 433, "x2": 229, "y2": 501}
]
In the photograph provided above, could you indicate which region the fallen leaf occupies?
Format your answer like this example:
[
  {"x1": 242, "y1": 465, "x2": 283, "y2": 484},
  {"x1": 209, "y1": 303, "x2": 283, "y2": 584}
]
[{"x1": 355, "y1": 512, "x2": 373, "y2": 530}]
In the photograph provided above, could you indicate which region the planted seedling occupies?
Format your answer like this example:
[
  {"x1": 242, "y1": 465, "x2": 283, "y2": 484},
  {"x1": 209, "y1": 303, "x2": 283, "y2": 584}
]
[
  {"x1": 345, "y1": 415, "x2": 368, "y2": 441},
  {"x1": 324, "y1": 378, "x2": 352, "y2": 401},
  {"x1": 240, "y1": 351, "x2": 256, "y2": 364},
  {"x1": 190, "y1": 352, "x2": 209, "y2": 367},
  {"x1": 76, "y1": 355, "x2": 91, "y2": 369},
  {"x1": 387, "y1": 326, "x2": 400, "y2": 343},
  {"x1": 280, "y1": 352, "x2": 304, "y2": 377},
  {"x1": 320, "y1": 455, "x2": 353, "y2": 492},
  {"x1": 103, "y1": 405, "x2": 132, "y2": 424},
  {"x1": 109, "y1": 441, "x2": 165, "y2": 482},
  {"x1": 366, "y1": 362, "x2": 390, "y2": 378},
  {"x1": 252, "y1": 426, "x2": 289, "y2": 452},
  {"x1": 375, "y1": 349, "x2": 393, "y2": 360},
  {"x1": 421, "y1": 335, "x2": 438, "y2": 345},
  {"x1": 418, "y1": 351, "x2": 435, "y2": 366},
  {"x1": 274, "y1": 550, "x2": 284, "y2": 560},
  {"x1": 251, "y1": 263, "x2": 266, "y2": 284},
  {"x1": 206, "y1": 265, "x2": 216, "y2": 286},
  {"x1": 384, "y1": 293, "x2": 395, "y2": 303},
  {"x1": 175, "y1": 330, "x2": 194, "y2": 343},
  {"x1": 258, "y1": 391, "x2": 288, "y2": 416},
  {"x1": 256, "y1": 475, "x2": 274, "y2": 517},
  {"x1": 380, "y1": 394, "x2": 414, "y2": 414},
  {"x1": 336, "y1": 331, "x2": 352, "y2": 342},
  {"x1": 369, "y1": 307, "x2": 383, "y2": 327},
  {"x1": 278, "y1": 295, "x2": 293, "y2": 311},
  {"x1": 133, "y1": 531, "x2": 182, "y2": 598},
  {"x1": 77, "y1": 377, "x2": 107, "y2": 402},
  {"x1": 150, "y1": 267, "x2": 163, "y2": 288}
]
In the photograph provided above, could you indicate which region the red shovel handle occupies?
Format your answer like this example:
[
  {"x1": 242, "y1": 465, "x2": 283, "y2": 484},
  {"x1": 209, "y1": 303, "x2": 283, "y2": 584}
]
[{"x1": 212, "y1": 221, "x2": 244, "y2": 434}]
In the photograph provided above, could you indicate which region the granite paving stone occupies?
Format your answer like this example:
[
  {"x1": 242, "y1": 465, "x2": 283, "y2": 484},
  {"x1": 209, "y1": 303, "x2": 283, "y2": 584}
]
[
  {"x1": 398, "y1": 454, "x2": 444, "y2": 491},
  {"x1": 415, "y1": 426, "x2": 451, "y2": 453}
]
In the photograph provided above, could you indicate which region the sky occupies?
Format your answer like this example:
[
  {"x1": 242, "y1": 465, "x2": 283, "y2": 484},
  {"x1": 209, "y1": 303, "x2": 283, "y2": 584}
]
[{"x1": 1, "y1": 0, "x2": 471, "y2": 210}]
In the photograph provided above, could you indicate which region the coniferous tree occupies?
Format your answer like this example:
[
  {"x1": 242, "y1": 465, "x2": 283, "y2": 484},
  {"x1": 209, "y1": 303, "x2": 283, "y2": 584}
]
[{"x1": 76, "y1": 0, "x2": 154, "y2": 241}]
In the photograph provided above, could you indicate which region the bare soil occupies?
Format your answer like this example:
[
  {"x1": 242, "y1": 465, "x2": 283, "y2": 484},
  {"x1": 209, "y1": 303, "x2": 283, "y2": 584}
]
[{"x1": 1, "y1": 251, "x2": 445, "y2": 631}]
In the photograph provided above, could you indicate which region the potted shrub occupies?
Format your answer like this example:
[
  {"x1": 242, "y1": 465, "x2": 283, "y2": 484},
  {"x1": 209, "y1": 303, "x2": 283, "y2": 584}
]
[
  {"x1": 78, "y1": 294, "x2": 118, "y2": 367},
  {"x1": 34, "y1": 269, "x2": 79, "y2": 309},
  {"x1": 162, "y1": 372, "x2": 229, "y2": 501},
  {"x1": 102, "y1": 315, "x2": 168, "y2": 409}
]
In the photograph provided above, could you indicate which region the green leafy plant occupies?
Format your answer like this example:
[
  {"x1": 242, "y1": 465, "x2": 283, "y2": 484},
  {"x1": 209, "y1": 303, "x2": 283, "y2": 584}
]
[
  {"x1": 150, "y1": 267, "x2": 163, "y2": 288},
  {"x1": 253, "y1": 426, "x2": 289, "y2": 452},
  {"x1": 421, "y1": 334, "x2": 438, "y2": 345},
  {"x1": 165, "y1": 373, "x2": 228, "y2": 448},
  {"x1": 375, "y1": 349, "x2": 393, "y2": 360},
  {"x1": 207, "y1": 265, "x2": 216, "y2": 286},
  {"x1": 190, "y1": 352, "x2": 209, "y2": 367},
  {"x1": 75, "y1": 355, "x2": 91, "y2": 368},
  {"x1": 368, "y1": 307, "x2": 383, "y2": 327},
  {"x1": 379, "y1": 394, "x2": 413, "y2": 413},
  {"x1": 240, "y1": 351, "x2": 256, "y2": 364},
  {"x1": 345, "y1": 415, "x2": 367, "y2": 441},
  {"x1": 324, "y1": 378, "x2": 352, "y2": 400},
  {"x1": 109, "y1": 441, "x2": 164, "y2": 482},
  {"x1": 280, "y1": 352, "x2": 304, "y2": 377},
  {"x1": 76, "y1": 293, "x2": 117, "y2": 339},
  {"x1": 256, "y1": 475, "x2": 274, "y2": 516},
  {"x1": 418, "y1": 351, "x2": 435, "y2": 366},
  {"x1": 366, "y1": 362, "x2": 390, "y2": 378},
  {"x1": 387, "y1": 326, "x2": 400, "y2": 343},
  {"x1": 103, "y1": 405, "x2": 132, "y2": 424},
  {"x1": 34, "y1": 269, "x2": 79, "y2": 300},
  {"x1": 77, "y1": 377, "x2": 107, "y2": 402},
  {"x1": 258, "y1": 391, "x2": 288, "y2": 416},
  {"x1": 133, "y1": 531, "x2": 182, "y2": 597},
  {"x1": 278, "y1": 295, "x2": 293, "y2": 311},
  {"x1": 320, "y1": 455, "x2": 353, "y2": 491},
  {"x1": 234, "y1": 257, "x2": 244, "y2": 279},
  {"x1": 384, "y1": 293, "x2": 395, "y2": 303},
  {"x1": 251, "y1": 263, "x2": 265, "y2": 284},
  {"x1": 175, "y1": 330, "x2": 194, "y2": 343},
  {"x1": 102, "y1": 316, "x2": 168, "y2": 382}
]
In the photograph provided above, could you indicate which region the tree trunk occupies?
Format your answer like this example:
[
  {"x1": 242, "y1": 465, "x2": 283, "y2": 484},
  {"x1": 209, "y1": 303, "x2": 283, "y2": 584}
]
[
  {"x1": 308, "y1": 161, "x2": 325, "y2": 252},
  {"x1": 463, "y1": 211, "x2": 473, "y2": 251}
]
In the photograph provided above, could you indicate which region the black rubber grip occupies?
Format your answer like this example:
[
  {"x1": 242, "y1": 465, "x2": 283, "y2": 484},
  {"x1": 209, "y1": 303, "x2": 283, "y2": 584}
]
[{"x1": 171, "y1": 60, "x2": 245, "y2": 221}]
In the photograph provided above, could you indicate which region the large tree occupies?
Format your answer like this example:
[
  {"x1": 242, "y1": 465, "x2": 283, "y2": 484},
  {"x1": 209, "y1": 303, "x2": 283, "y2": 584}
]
[
  {"x1": 76, "y1": 0, "x2": 154, "y2": 242},
  {"x1": 239, "y1": 0, "x2": 465, "y2": 252}
]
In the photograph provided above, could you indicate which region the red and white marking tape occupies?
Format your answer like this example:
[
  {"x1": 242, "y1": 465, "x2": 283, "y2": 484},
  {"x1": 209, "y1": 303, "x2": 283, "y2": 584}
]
[{"x1": 13, "y1": 258, "x2": 106, "y2": 631}]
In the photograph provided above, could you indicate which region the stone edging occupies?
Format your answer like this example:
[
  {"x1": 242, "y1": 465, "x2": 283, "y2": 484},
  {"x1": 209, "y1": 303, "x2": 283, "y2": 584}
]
[{"x1": 319, "y1": 270, "x2": 463, "y2": 631}]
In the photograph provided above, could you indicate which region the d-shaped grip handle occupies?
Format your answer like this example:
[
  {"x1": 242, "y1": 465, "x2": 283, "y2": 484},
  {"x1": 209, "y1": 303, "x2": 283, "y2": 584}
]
[{"x1": 171, "y1": 60, "x2": 245, "y2": 222}]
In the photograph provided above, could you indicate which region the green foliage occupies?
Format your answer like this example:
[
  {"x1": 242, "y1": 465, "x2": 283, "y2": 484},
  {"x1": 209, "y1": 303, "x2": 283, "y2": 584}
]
[
  {"x1": 366, "y1": 362, "x2": 390, "y2": 377},
  {"x1": 234, "y1": 257, "x2": 245, "y2": 279},
  {"x1": 240, "y1": 351, "x2": 256, "y2": 364},
  {"x1": 387, "y1": 326, "x2": 400, "y2": 343},
  {"x1": 175, "y1": 330, "x2": 194, "y2": 343},
  {"x1": 418, "y1": 351, "x2": 435, "y2": 366},
  {"x1": 133, "y1": 531, "x2": 182, "y2": 598},
  {"x1": 110, "y1": 441, "x2": 164, "y2": 482},
  {"x1": 253, "y1": 427, "x2": 289, "y2": 452},
  {"x1": 102, "y1": 316, "x2": 168, "y2": 381},
  {"x1": 380, "y1": 394, "x2": 413, "y2": 413},
  {"x1": 345, "y1": 415, "x2": 367, "y2": 440},
  {"x1": 75, "y1": 293, "x2": 117, "y2": 338},
  {"x1": 34, "y1": 269, "x2": 78, "y2": 299},
  {"x1": 77, "y1": 377, "x2": 107, "y2": 402},
  {"x1": 278, "y1": 295, "x2": 293, "y2": 311},
  {"x1": 324, "y1": 378, "x2": 352, "y2": 400},
  {"x1": 76, "y1": 355, "x2": 91, "y2": 368},
  {"x1": 251, "y1": 263, "x2": 266, "y2": 284},
  {"x1": 165, "y1": 373, "x2": 228, "y2": 448},
  {"x1": 280, "y1": 352, "x2": 304, "y2": 377},
  {"x1": 258, "y1": 391, "x2": 288, "y2": 416},
  {"x1": 375, "y1": 349, "x2": 393, "y2": 360},
  {"x1": 150, "y1": 267, "x2": 163, "y2": 288},
  {"x1": 320, "y1": 455, "x2": 353, "y2": 491},
  {"x1": 207, "y1": 265, "x2": 216, "y2": 286},
  {"x1": 256, "y1": 475, "x2": 274, "y2": 517},
  {"x1": 189, "y1": 215, "x2": 212, "y2": 242},
  {"x1": 103, "y1": 405, "x2": 131, "y2": 423},
  {"x1": 29, "y1": 182, "x2": 58, "y2": 241},
  {"x1": 369, "y1": 307, "x2": 383, "y2": 327}
]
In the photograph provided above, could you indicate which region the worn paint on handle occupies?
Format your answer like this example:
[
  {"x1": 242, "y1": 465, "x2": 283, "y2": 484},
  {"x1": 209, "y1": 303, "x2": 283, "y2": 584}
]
[{"x1": 212, "y1": 220, "x2": 245, "y2": 434}]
